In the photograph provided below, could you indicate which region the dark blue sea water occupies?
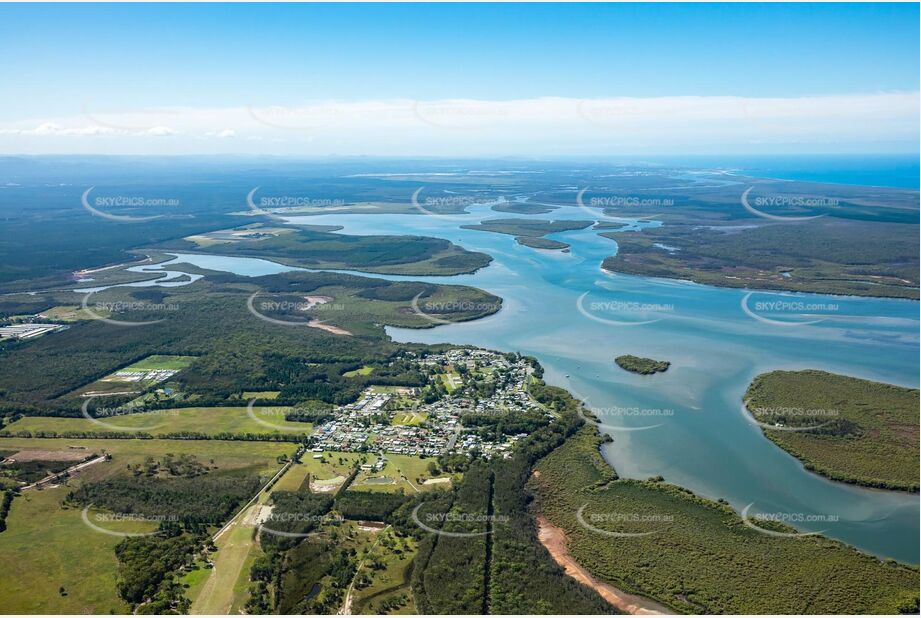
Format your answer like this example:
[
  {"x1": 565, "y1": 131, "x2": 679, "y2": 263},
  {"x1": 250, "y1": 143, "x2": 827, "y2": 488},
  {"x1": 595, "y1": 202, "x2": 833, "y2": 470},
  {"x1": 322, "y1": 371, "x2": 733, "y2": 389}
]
[{"x1": 644, "y1": 154, "x2": 920, "y2": 189}]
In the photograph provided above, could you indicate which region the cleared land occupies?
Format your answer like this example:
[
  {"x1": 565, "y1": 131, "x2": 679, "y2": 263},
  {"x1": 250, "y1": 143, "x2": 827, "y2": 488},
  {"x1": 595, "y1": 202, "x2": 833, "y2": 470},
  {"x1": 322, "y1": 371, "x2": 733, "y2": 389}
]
[
  {"x1": 0, "y1": 437, "x2": 295, "y2": 613},
  {"x1": 67, "y1": 355, "x2": 195, "y2": 398},
  {"x1": 348, "y1": 454, "x2": 448, "y2": 494},
  {"x1": 4, "y1": 406, "x2": 314, "y2": 438},
  {"x1": 744, "y1": 370, "x2": 920, "y2": 492}
]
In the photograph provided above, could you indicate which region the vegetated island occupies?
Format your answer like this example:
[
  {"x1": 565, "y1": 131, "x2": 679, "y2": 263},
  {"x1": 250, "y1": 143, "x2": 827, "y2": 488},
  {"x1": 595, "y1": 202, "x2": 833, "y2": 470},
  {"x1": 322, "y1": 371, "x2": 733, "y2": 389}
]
[
  {"x1": 600, "y1": 218, "x2": 919, "y2": 299},
  {"x1": 744, "y1": 369, "x2": 919, "y2": 492},
  {"x1": 491, "y1": 201, "x2": 559, "y2": 215},
  {"x1": 461, "y1": 218, "x2": 594, "y2": 252},
  {"x1": 614, "y1": 354, "x2": 670, "y2": 375},
  {"x1": 156, "y1": 223, "x2": 493, "y2": 276}
]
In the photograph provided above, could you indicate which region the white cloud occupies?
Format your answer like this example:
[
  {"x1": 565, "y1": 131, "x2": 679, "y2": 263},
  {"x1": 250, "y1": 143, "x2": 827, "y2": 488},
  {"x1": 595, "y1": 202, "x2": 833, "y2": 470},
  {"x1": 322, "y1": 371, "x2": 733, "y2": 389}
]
[
  {"x1": 0, "y1": 92, "x2": 916, "y2": 155},
  {"x1": 144, "y1": 126, "x2": 178, "y2": 137}
]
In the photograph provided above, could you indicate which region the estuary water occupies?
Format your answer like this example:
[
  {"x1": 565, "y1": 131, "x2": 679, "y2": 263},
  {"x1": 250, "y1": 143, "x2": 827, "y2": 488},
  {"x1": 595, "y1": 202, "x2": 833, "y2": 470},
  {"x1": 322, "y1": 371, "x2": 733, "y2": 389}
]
[{"x1": 139, "y1": 200, "x2": 918, "y2": 563}]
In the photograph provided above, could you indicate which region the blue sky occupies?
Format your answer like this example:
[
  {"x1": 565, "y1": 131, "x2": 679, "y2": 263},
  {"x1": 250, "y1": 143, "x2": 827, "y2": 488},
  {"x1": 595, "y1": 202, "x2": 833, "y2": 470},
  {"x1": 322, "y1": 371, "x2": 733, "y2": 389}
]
[{"x1": 0, "y1": 3, "x2": 918, "y2": 155}]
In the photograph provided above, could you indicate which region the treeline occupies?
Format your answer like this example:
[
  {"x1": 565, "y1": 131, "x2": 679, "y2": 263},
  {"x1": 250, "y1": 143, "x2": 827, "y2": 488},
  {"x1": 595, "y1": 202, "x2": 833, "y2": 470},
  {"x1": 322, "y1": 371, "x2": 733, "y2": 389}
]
[
  {"x1": 461, "y1": 409, "x2": 549, "y2": 438},
  {"x1": 114, "y1": 531, "x2": 203, "y2": 613},
  {"x1": 259, "y1": 491, "x2": 333, "y2": 552},
  {"x1": 334, "y1": 490, "x2": 409, "y2": 522},
  {"x1": 0, "y1": 430, "x2": 310, "y2": 443},
  {"x1": 405, "y1": 377, "x2": 617, "y2": 614},
  {"x1": 67, "y1": 474, "x2": 262, "y2": 525},
  {"x1": 0, "y1": 490, "x2": 14, "y2": 533}
]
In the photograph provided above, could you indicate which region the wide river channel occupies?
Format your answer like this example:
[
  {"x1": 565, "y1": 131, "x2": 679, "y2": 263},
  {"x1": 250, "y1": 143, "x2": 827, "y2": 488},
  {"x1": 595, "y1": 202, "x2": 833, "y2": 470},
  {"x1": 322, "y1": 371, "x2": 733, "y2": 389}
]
[{"x1": 95, "y1": 199, "x2": 919, "y2": 563}]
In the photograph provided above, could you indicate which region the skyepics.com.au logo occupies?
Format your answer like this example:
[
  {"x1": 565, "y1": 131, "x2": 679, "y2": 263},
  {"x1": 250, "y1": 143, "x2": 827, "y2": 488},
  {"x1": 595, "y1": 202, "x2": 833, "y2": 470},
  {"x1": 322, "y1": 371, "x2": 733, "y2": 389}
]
[
  {"x1": 410, "y1": 187, "x2": 488, "y2": 220},
  {"x1": 410, "y1": 504, "x2": 509, "y2": 537},
  {"x1": 81, "y1": 505, "x2": 179, "y2": 537},
  {"x1": 81, "y1": 397, "x2": 178, "y2": 432},
  {"x1": 742, "y1": 402, "x2": 839, "y2": 433},
  {"x1": 741, "y1": 292, "x2": 839, "y2": 327},
  {"x1": 576, "y1": 292, "x2": 674, "y2": 327},
  {"x1": 245, "y1": 398, "x2": 328, "y2": 433},
  {"x1": 740, "y1": 187, "x2": 838, "y2": 221},
  {"x1": 576, "y1": 504, "x2": 673, "y2": 538},
  {"x1": 585, "y1": 405, "x2": 675, "y2": 432},
  {"x1": 80, "y1": 292, "x2": 179, "y2": 327},
  {"x1": 740, "y1": 503, "x2": 837, "y2": 538},
  {"x1": 258, "y1": 512, "x2": 345, "y2": 538},
  {"x1": 81, "y1": 187, "x2": 181, "y2": 223},
  {"x1": 410, "y1": 293, "x2": 502, "y2": 326},
  {"x1": 246, "y1": 290, "x2": 344, "y2": 327},
  {"x1": 576, "y1": 187, "x2": 668, "y2": 221},
  {"x1": 246, "y1": 187, "x2": 346, "y2": 221}
]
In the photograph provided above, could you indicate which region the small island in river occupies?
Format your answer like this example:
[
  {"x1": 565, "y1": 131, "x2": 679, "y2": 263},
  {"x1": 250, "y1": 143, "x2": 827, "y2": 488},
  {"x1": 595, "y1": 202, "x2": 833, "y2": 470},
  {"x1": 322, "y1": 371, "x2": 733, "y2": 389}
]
[{"x1": 615, "y1": 355, "x2": 671, "y2": 374}]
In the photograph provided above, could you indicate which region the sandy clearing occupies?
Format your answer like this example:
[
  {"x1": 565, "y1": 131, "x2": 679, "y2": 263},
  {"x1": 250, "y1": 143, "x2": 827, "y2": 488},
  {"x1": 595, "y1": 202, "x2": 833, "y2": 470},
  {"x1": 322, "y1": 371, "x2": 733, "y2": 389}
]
[
  {"x1": 422, "y1": 477, "x2": 452, "y2": 485},
  {"x1": 8, "y1": 449, "x2": 91, "y2": 462},
  {"x1": 307, "y1": 320, "x2": 352, "y2": 336},
  {"x1": 310, "y1": 475, "x2": 346, "y2": 493},
  {"x1": 536, "y1": 515, "x2": 673, "y2": 615}
]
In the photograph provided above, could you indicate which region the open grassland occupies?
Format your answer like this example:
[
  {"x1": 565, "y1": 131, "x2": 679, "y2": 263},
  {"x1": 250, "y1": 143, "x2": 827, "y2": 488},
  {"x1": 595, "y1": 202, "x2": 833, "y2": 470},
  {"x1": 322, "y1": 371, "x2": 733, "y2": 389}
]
[
  {"x1": 349, "y1": 454, "x2": 448, "y2": 494},
  {"x1": 343, "y1": 365, "x2": 375, "y2": 377},
  {"x1": 745, "y1": 370, "x2": 919, "y2": 492},
  {"x1": 0, "y1": 437, "x2": 296, "y2": 482},
  {"x1": 529, "y1": 427, "x2": 919, "y2": 614},
  {"x1": 5, "y1": 406, "x2": 314, "y2": 438},
  {"x1": 306, "y1": 451, "x2": 365, "y2": 479},
  {"x1": 391, "y1": 411, "x2": 428, "y2": 426},
  {"x1": 0, "y1": 486, "x2": 154, "y2": 614},
  {"x1": 35, "y1": 305, "x2": 106, "y2": 322},
  {"x1": 0, "y1": 437, "x2": 292, "y2": 614}
]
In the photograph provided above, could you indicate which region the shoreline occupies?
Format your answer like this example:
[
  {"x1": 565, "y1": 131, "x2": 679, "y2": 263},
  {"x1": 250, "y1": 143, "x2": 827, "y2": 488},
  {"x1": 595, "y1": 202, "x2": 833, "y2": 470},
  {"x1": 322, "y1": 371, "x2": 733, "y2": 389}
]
[{"x1": 536, "y1": 514, "x2": 674, "y2": 615}]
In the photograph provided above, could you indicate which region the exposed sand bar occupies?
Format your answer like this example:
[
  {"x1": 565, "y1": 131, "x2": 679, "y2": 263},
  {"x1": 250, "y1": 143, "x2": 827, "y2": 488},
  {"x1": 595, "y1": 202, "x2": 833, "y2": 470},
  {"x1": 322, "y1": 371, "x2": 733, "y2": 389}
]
[{"x1": 536, "y1": 515, "x2": 674, "y2": 615}]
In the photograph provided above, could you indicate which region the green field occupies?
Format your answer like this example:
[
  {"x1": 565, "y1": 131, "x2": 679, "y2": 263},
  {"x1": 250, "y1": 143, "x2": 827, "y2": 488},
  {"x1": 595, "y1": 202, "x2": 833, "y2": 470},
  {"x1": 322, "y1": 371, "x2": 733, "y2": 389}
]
[
  {"x1": 349, "y1": 454, "x2": 449, "y2": 494},
  {"x1": 344, "y1": 365, "x2": 375, "y2": 377},
  {"x1": 4, "y1": 406, "x2": 314, "y2": 438},
  {"x1": 36, "y1": 305, "x2": 108, "y2": 322},
  {"x1": 744, "y1": 370, "x2": 920, "y2": 491},
  {"x1": 391, "y1": 411, "x2": 428, "y2": 426},
  {"x1": 0, "y1": 486, "x2": 150, "y2": 613},
  {"x1": 530, "y1": 427, "x2": 919, "y2": 614},
  {"x1": 125, "y1": 355, "x2": 196, "y2": 371},
  {"x1": 0, "y1": 438, "x2": 295, "y2": 614}
]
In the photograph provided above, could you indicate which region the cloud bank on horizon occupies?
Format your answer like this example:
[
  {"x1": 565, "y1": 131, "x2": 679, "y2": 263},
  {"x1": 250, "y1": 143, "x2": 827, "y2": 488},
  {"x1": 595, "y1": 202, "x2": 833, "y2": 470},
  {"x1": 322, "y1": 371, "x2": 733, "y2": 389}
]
[{"x1": 0, "y1": 92, "x2": 917, "y2": 156}]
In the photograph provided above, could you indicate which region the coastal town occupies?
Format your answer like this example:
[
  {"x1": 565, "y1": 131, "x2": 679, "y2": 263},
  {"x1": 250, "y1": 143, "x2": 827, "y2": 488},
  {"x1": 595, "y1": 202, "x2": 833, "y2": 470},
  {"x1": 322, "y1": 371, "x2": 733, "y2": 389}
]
[{"x1": 309, "y1": 348, "x2": 549, "y2": 460}]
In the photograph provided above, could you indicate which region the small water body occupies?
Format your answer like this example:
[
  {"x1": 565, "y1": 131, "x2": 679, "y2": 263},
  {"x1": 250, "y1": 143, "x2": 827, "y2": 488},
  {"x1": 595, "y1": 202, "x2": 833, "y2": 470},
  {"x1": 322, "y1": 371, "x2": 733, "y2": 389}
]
[{"x1": 105, "y1": 199, "x2": 919, "y2": 563}]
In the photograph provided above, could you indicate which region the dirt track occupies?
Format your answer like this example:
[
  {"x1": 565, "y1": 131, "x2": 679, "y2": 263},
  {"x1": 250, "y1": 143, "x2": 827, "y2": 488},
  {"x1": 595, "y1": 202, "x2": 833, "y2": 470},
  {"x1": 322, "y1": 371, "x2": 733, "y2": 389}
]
[{"x1": 536, "y1": 515, "x2": 674, "y2": 615}]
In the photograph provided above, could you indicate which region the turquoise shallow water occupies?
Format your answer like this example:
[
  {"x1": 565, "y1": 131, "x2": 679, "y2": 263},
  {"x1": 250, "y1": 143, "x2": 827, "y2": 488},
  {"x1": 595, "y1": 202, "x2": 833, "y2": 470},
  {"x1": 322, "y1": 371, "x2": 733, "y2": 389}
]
[{"x1": 141, "y1": 201, "x2": 918, "y2": 563}]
